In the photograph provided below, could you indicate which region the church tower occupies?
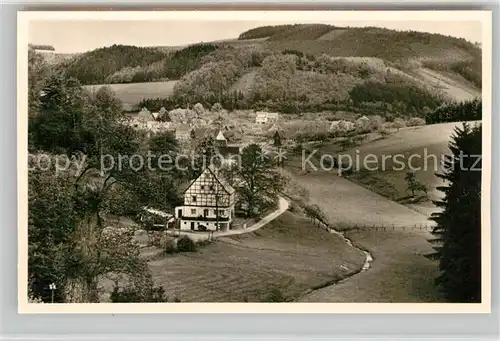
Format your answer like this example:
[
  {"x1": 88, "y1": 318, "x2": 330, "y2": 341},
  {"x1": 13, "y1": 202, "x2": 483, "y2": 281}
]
[{"x1": 215, "y1": 130, "x2": 227, "y2": 147}]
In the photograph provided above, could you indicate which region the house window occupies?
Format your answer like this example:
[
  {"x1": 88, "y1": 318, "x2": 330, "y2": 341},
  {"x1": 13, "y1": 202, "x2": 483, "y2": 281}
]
[
  {"x1": 214, "y1": 209, "x2": 225, "y2": 216},
  {"x1": 191, "y1": 209, "x2": 196, "y2": 215},
  {"x1": 192, "y1": 195, "x2": 197, "y2": 202}
]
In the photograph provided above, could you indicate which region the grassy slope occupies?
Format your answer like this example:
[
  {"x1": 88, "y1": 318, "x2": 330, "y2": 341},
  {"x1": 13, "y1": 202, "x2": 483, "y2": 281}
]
[
  {"x1": 148, "y1": 212, "x2": 365, "y2": 302},
  {"x1": 291, "y1": 171, "x2": 433, "y2": 228},
  {"x1": 415, "y1": 68, "x2": 481, "y2": 101},
  {"x1": 327, "y1": 122, "x2": 465, "y2": 202}
]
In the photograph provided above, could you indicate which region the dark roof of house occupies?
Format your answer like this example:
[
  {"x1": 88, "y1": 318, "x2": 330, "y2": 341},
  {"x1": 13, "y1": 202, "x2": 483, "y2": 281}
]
[
  {"x1": 183, "y1": 166, "x2": 235, "y2": 195},
  {"x1": 217, "y1": 146, "x2": 240, "y2": 157}
]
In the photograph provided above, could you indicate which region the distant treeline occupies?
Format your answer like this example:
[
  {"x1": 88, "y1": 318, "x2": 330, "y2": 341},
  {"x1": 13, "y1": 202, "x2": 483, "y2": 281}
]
[
  {"x1": 61, "y1": 43, "x2": 218, "y2": 85},
  {"x1": 238, "y1": 25, "x2": 302, "y2": 40},
  {"x1": 349, "y1": 81, "x2": 444, "y2": 113},
  {"x1": 137, "y1": 89, "x2": 440, "y2": 117},
  {"x1": 29, "y1": 44, "x2": 55, "y2": 51},
  {"x1": 61, "y1": 44, "x2": 166, "y2": 85},
  {"x1": 238, "y1": 24, "x2": 341, "y2": 41},
  {"x1": 137, "y1": 91, "x2": 246, "y2": 112},
  {"x1": 425, "y1": 98, "x2": 482, "y2": 124}
]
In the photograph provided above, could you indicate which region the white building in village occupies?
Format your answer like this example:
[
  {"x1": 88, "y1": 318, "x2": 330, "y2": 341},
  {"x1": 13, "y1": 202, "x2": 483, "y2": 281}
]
[
  {"x1": 174, "y1": 167, "x2": 236, "y2": 232},
  {"x1": 255, "y1": 111, "x2": 279, "y2": 124},
  {"x1": 329, "y1": 120, "x2": 355, "y2": 133}
]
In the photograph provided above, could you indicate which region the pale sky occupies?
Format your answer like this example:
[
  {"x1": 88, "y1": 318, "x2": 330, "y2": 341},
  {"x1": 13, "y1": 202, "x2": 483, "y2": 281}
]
[{"x1": 29, "y1": 20, "x2": 483, "y2": 54}]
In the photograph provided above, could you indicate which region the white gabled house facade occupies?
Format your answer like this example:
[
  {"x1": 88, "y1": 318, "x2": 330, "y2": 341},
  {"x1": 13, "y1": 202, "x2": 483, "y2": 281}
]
[
  {"x1": 255, "y1": 111, "x2": 279, "y2": 124},
  {"x1": 175, "y1": 167, "x2": 236, "y2": 232}
]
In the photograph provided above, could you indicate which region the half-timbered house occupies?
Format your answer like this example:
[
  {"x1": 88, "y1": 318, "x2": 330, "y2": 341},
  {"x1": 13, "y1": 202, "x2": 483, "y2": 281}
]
[{"x1": 174, "y1": 167, "x2": 236, "y2": 232}]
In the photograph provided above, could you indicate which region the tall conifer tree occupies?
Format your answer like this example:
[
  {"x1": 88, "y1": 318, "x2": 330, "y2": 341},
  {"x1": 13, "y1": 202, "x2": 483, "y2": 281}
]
[{"x1": 429, "y1": 122, "x2": 482, "y2": 302}]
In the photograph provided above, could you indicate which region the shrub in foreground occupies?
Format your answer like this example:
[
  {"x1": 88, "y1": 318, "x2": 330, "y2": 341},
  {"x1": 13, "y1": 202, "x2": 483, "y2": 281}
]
[
  {"x1": 177, "y1": 235, "x2": 197, "y2": 252},
  {"x1": 164, "y1": 238, "x2": 177, "y2": 254}
]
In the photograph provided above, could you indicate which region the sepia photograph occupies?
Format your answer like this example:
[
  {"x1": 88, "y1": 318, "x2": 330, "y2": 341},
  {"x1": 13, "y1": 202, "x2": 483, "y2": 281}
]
[{"x1": 17, "y1": 10, "x2": 492, "y2": 313}]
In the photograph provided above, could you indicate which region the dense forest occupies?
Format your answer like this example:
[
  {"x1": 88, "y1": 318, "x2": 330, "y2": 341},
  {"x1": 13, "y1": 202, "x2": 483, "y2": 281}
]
[
  {"x1": 349, "y1": 80, "x2": 445, "y2": 113},
  {"x1": 60, "y1": 44, "x2": 167, "y2": 85},
  {"x1": 425, "y1": 98, "x2": 482, "y2": 124},
  {"x1": 60, "y1": 44, "x2": 218, "y2": 85}
]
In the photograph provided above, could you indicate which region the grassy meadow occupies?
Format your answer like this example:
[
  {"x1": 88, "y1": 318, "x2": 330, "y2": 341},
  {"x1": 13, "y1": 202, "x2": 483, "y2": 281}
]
[
  {"x1": 146, "y1": 212, "x2": 365, "y2": 302},
  {"x1": 84, "y1": 80, "x2": 178, "y2": 111}
]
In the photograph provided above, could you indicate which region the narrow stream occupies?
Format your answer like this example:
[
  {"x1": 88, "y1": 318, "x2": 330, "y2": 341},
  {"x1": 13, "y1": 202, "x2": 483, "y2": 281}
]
[
  {"x1": 296, "y1": 223, "x2": 374, "y2": 300},
  {"x1": 327, "y1": 226, "x2": 373, "y2": 272}
]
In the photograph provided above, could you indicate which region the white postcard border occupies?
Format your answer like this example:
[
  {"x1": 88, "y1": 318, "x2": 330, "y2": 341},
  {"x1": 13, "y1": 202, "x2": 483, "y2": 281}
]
[{"x1": 17, "y1": 10, "x2": 493, "y2": 314}]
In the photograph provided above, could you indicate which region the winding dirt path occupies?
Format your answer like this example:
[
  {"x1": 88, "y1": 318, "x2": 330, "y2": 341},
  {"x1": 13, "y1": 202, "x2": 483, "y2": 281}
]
[{"x1": 215, "y1": 196, "x2": 290, "y2": 238}]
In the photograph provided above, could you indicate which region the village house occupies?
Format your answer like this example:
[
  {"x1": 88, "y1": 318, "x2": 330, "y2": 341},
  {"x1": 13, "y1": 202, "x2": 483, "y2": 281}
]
[
  {"x1": 140, "y1": 207, "x2": 175, "y2": 229},
  {"x1": 175, "y1": 124, "x2": 191, "y2": 141},
  {"x1": 128, "y1": 107, "x2": 155, "y2": 130},
  {"x1": 355, "y1": 116, "x2": 370, "y2": 129},
  {"x1": 329, "y1": 120, "x2": 356, "y2": 133},
  {"x1": 146, "y1": 121, "x2": 174, "y2": 133},
  {"x1": 125, "y1": 107, "x2": 175, "y2": 136},
  {"x1": 158, "y1": 106, "x2": 168, "y2": 118},
  {"x1": 255, "y1": 111, "x2": 279, "y2": 124},
  {"x1": 174, "y1": 167, "x2": 236, "y2": 232},
  {"x1": 136, "y1": 107, "x2": 154, "y2": 122}
]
